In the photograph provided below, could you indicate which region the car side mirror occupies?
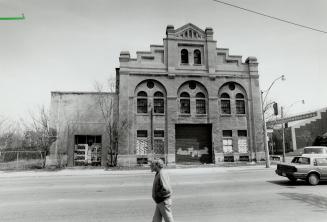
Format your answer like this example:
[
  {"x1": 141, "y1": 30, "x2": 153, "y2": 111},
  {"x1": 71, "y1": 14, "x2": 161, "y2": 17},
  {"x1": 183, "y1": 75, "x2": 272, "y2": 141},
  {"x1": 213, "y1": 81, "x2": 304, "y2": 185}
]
[{"x1": 314, "y1": 161, "x2": 318, "y2": 166}]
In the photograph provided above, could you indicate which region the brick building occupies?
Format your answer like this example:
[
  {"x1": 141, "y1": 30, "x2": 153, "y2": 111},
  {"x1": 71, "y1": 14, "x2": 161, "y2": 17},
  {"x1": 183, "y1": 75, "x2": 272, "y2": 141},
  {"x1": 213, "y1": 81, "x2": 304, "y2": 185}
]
[{"x1": 49, "y1": 23, "x2": 265, "y2": 167}]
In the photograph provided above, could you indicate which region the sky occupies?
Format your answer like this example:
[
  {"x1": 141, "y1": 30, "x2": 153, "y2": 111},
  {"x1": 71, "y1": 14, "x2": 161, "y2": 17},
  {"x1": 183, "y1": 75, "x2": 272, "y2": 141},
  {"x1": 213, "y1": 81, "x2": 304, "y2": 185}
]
[{"x1": 0, "y1": 0, "x2": 326, "y2": 121}]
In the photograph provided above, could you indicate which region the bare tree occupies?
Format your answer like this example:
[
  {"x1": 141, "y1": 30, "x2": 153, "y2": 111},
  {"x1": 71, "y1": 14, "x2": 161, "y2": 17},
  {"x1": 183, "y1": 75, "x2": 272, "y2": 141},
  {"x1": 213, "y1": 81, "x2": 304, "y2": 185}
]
[
  {"x1": 0, "y1": 116, "x2": 6, "y2": 131},
  {"x1": 0, "y1": 118, "x2": 24, "y2": 150},
  {"x1": 94, "y1": 79, "x2": 127, "y2": 167},
  {"x1": 24, "y1": 106, "x2": 57, "y2": 155}
]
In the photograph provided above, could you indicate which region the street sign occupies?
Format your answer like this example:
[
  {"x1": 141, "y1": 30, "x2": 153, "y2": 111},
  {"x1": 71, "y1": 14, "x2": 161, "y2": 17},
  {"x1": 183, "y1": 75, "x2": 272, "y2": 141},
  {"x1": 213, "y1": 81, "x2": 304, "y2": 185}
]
[{"x1": 266, "y1": 111, "x2": 317, "y2": 128}]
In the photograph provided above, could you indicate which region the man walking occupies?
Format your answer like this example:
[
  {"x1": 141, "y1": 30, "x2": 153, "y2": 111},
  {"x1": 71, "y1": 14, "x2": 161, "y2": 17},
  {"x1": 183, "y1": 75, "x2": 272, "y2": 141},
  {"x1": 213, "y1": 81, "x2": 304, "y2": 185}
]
[{"x1": 150, "y1": 158, "x2": 174, "y2": 222}]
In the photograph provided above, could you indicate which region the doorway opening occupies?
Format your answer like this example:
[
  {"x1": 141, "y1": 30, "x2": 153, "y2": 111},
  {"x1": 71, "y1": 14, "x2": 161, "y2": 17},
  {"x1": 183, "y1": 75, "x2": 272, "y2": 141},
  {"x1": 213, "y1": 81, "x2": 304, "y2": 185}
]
[
  {"x1": 74, "y1": 135, "x2": 102, "y2": 166},
  {"x1": 175, "y1": 124, "x2": 212, "y2": 164}
]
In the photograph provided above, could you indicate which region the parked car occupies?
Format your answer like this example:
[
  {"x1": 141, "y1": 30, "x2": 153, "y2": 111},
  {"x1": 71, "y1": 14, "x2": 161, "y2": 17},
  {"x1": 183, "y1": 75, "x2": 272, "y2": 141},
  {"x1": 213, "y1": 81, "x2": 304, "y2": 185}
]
[
  {"x1": 275, "y1": 156, "x2": 327, "y2": 185},
  {"x1": 302, "y1": 146, "x2": 327, "y2": 157}
]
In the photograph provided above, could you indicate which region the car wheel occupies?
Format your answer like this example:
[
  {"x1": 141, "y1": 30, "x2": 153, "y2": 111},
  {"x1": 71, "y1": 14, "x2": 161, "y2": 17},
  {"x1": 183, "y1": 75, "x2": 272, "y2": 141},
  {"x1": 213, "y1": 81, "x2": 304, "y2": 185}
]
[
  {"x1": 307, "y1": 173, "x2": 319, "y2": 186},
  {"x1": 287, "y1": 176, "x2": 297, "y2": 182}
]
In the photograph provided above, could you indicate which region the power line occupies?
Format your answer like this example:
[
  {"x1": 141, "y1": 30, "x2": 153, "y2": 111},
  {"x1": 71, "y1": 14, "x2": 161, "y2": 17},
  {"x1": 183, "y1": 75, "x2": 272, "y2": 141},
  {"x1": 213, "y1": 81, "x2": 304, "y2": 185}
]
[{"x1": 213, "y1": 0, "x2": 327, "y2": 34}]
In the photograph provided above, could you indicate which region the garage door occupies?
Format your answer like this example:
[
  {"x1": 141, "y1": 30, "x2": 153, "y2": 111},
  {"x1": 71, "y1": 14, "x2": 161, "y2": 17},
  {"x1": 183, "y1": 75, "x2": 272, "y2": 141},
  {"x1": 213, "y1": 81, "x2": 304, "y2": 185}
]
[{"x1": 175, "y1": 124, "x2": 212, "y2": 164}]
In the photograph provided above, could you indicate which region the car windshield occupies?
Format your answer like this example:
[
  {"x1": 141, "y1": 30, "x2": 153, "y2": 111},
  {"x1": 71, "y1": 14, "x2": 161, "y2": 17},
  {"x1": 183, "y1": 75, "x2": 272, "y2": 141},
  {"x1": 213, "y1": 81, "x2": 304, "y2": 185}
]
[
  {"x1": 291, "y1": 157, "x2": 310, "y2": 164},
  {"x1": 304, "y1": 148, "x2": 325, "y2": 154}
]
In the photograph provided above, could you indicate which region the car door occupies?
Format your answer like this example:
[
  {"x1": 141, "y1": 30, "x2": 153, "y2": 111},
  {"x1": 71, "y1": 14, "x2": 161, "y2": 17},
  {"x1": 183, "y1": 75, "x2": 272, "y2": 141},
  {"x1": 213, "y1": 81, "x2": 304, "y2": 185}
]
[{"x1": 315, "y1": 158, "x2": 327, "y2": 180}]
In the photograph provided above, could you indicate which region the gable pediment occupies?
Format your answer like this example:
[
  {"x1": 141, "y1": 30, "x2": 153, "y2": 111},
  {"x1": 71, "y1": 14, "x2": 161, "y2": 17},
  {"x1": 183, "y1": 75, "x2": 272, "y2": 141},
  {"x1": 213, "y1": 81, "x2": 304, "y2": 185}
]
[{"x1": 174, "y1": 23, "x2": 205, "y2": 40}]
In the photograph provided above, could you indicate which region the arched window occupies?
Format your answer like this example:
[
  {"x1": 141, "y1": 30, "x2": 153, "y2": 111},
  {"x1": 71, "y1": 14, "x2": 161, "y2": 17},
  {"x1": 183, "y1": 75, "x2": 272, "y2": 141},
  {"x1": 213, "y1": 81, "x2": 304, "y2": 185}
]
[
  {"x1": 153, "y1": 91, "x2": 164, "y2": 114},
  {"x1": 154, "y1": 91, "x2": 164, "y2": 97},
  {"x1": 194, "y1": 49, "x2": 201, "y2": 65},
  {"x1": 181, "y1": 49, "x2": 189, "y2": 64},
  {"x1": 196, "y1": 92, "x2": 205, "y2": 98},
  {"x1": 196, "y1": 92, "x2": 206, "y2": 114},
  {"x1": 220, "y1": 93, "x2": 231, "y2": 114},
  {"x1": 137, "y1": 91, "x2": 147, "y2": 113},
  {"x1": 236, "y1": 93, "x2": 245, "y2": 114},
  {"x1": 137, "y1": 91, "x2": 147, "y2": 97},
  {"x1": 180, "y1": 92, "x2": 190, "y2": 114}
]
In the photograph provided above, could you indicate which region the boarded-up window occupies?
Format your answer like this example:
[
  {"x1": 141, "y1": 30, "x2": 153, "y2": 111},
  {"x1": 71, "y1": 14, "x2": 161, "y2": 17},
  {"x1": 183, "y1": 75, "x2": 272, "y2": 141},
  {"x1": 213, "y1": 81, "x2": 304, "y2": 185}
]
[
  {"x1": 238, "y1": 130, "x2": 248, "y2": 153},
  {"x1": 154, "y1": 130, "x2": 164, "y2": 154},
  {"x1": 136, "y1": 130, "x2": 149, "y2": 155},
  {"x1": 223, "y1": 130, "x2": 233, "y2": 153},
  {"x1": 223, "y1": 139, "x2": 233, "y2": 153},
  {"x1": 154, "y1": 139, "x2": 164, "y2": 154}
]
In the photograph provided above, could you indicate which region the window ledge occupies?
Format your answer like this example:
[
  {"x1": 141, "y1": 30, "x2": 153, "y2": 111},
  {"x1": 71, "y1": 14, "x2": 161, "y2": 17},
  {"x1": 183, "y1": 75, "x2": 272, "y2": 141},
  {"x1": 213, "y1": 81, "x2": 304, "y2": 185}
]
[
  {"x1": 195, "y1": 114, "x2": 207, "y2": 117},
  {"x1": 220, "y1": 114, "x2": 232, "y2": 117},
  {"x1": 179, "y1": 114, "x2": 191, "y2": 117},
  {"x1": 136, "y1": 113, "x2": 148, "y2": 116},
  {"x1": 235, "y1": 114, "x2": 246, "y2": 117},
  {"x1": 153, "y1": 113, "x2": 165, "y2": 116}
]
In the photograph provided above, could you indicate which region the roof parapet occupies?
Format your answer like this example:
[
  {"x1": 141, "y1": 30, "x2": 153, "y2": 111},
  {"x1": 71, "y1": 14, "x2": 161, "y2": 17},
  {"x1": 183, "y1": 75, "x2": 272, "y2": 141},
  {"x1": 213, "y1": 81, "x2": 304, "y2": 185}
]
[
  {"x1": 205, "y1": 27, "x2": 213, "y2": 40},
  {"x1": 166, "y1": 25, "x2": 175, "y2": 37},
  {"x1": 119, "y1": 51, "x2": 130, "y2": 62},
  {"x1": 245, "y1": 56, "x2": 258, "y2": 64}
]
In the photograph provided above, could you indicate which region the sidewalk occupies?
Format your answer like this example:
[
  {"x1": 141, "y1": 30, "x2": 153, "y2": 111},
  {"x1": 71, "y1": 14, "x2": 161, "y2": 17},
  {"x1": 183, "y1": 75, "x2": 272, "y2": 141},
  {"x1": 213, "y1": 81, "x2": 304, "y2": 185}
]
[{"x1": 0, "y1": 164, "x2": 275, "y2": 178}]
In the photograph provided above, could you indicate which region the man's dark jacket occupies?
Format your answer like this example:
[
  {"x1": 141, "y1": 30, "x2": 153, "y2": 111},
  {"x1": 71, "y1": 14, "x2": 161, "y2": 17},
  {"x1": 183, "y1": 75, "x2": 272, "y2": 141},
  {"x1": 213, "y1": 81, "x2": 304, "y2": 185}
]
[{"x1": 152, "y1": 169, "x2": 172, "y2": 203}]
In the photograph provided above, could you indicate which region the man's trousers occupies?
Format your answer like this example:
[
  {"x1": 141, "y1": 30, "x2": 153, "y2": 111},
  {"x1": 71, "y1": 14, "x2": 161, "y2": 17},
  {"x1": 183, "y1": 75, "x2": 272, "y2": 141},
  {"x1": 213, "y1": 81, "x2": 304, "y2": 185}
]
[{"x1": 152, "y1": 198, "x2": 174, "y2": 222}]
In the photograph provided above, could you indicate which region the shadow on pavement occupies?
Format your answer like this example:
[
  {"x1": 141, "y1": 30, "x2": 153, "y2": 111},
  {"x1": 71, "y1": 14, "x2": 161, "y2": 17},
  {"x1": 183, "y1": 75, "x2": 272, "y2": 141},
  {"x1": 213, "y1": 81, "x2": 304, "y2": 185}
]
[
  {"x1": 267, "y1": 180, "x2": 327, "y2": 187},
  {"x1": 278, "y1": 192, "x2": 327, "y2": 211}
]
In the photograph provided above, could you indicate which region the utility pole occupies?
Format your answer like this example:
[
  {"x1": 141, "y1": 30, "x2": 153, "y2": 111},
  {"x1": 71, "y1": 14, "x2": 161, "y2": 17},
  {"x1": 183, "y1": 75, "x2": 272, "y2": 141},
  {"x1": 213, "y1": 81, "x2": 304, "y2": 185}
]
[
  {"x1": 261, "y1": 91, "x2": 270, "y2": 168},
  {"x1": 281, "y1": 106, "x2": 286, "y2": 162},
  {"x1": 150, "y1": 107, "x2": 153, "y2": 152},
  {"x1": 260, "y1": 75, "x2": 285, "y2": 168}
]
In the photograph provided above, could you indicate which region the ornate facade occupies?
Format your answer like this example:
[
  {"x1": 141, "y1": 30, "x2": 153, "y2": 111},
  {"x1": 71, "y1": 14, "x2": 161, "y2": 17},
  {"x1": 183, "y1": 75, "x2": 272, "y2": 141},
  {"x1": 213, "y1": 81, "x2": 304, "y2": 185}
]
[{"x1": 116, "y1": 23, "x2": 264, "y2": 165}]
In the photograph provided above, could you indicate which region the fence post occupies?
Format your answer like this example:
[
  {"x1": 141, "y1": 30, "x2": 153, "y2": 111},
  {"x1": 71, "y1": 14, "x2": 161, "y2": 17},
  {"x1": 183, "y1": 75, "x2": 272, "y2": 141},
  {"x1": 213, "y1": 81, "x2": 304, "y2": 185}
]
[
  {"x1": 40, "y1": 151, "x2": 44, "y2": 168},
  {"x1": 16, "y1": 152, "x2": 19, "y2": 169}
]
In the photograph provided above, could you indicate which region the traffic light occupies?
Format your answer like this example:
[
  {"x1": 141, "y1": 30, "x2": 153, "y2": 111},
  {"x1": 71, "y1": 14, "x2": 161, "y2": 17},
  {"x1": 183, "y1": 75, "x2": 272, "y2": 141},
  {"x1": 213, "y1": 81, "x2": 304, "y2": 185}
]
[{"x1": 273, "y1": 102, "x2": 278, "y2": 115}]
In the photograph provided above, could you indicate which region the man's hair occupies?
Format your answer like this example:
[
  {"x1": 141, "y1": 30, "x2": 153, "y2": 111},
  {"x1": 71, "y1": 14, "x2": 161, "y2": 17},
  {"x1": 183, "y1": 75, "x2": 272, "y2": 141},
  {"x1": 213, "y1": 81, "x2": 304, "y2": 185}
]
[{"x1": 151, "y1": 158, "x2": 164, "y2": 169}]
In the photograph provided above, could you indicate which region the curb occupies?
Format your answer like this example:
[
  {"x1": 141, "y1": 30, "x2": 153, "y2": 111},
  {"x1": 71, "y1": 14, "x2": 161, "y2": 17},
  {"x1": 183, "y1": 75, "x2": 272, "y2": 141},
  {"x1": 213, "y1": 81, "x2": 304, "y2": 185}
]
[{"x1": 0, "y1": 163, "x2": 275, "y2": 178}]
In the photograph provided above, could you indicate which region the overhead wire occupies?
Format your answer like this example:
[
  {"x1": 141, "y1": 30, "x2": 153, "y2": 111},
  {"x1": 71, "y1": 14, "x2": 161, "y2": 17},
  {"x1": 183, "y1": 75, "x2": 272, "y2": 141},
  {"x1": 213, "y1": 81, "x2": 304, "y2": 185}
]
[{"x1": 212, "y1": 0, "x2": 327, "y2": 34}]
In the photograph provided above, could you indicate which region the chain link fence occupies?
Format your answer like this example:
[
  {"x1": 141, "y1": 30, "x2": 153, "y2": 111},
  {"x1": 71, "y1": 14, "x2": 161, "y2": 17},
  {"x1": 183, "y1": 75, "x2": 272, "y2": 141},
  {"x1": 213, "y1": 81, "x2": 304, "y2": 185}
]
[{"x1": 0, "y1": 150, "x2": 46, "y2": 170}]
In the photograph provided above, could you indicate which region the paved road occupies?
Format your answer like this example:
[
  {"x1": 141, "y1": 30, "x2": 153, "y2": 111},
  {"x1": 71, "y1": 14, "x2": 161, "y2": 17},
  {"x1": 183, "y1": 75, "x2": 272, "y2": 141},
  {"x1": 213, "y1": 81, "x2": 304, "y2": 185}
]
[{"x1": 1, "y1": 166, "x2": 327, "y2": 222}]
